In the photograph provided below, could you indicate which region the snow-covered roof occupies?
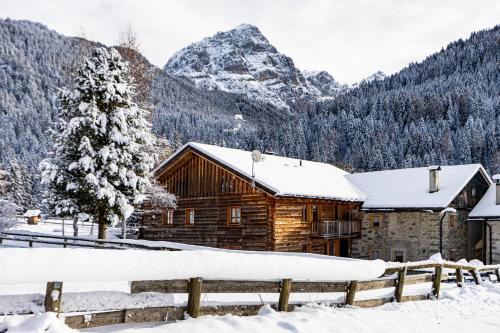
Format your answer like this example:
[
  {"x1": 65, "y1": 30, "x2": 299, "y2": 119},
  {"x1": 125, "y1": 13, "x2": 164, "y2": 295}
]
[
  {"x1": 469, "y1": 185, "x2": 500, "y2": 219},
  {"x1": 346, "y1": 164, "x2": 490, "y2": 209},
  {"x1": 156, "y1": 142, "x2": 365, "y2": 202},
  {"x1": 23, "y1": 209, "x2": 41, "y2": 217}
]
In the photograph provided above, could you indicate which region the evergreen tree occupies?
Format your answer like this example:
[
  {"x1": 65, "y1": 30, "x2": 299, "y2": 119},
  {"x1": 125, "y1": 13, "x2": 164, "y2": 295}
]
[
  {"x1": 9, "y1": 158, "x2": 32, "y2": 210},
  {"x1": 40, "y1": 47, "x2": 157, "y2": 239}
]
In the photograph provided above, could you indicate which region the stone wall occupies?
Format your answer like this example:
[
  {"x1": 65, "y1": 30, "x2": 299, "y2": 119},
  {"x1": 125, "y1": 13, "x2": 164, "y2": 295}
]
[
  {"x1": 351, "y1": 209, "x2": 469, "y2": 262},
  {"x1": 490, "y1": 223, "x2": 500, "y2": 264}
]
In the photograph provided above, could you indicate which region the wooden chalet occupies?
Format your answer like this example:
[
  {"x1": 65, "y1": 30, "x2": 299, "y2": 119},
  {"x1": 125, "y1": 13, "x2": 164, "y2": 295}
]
[{"x1": 141, "y1": 142, "x2": 365, "y2": 256}]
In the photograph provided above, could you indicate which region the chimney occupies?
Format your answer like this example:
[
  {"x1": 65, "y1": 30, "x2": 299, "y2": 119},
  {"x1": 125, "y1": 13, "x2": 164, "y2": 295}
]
[
  {"x1": 428, "y1": 165, "x2": 441, "y2": 193},
  {"x1": 493, "y1": 174, "x2": 500, "y2": 205}
]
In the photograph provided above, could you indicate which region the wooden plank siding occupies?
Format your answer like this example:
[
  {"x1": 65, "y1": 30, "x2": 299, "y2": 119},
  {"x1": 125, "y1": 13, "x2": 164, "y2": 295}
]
[{"x1": 141, "y1": 148, "x2": 361, "y2": 253}]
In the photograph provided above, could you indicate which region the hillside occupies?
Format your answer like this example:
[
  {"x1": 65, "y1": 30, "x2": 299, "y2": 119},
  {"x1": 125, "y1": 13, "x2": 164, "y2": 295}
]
[
  {"x1": 307, "y1": 25, "x2": 500, "y2": 172},
  {"x1": 0, "y1": 19, "x2": 499, "y2": 205}
]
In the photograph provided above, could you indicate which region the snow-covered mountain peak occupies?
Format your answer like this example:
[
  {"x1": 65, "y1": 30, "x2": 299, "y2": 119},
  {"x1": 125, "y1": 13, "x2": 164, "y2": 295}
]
[
  {"x1": 302, "y1": 70, "x2": 348, "y2": 97},
  {"x1": 164, "y1": 24, "x2": 339, "y2": 109}
]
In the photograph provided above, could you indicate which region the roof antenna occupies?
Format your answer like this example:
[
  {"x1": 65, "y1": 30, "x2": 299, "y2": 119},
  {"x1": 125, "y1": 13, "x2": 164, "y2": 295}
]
[{"x1": 251, "y1": 150, "x2": 262, "y2": 190}]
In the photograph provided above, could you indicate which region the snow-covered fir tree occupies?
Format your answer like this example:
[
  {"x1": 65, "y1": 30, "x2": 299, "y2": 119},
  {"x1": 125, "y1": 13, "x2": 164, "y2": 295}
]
[
  {"x1": 9, "y1": 158, "x2": 32, "y2": 210},
  {"x1": 40, "y1": 47, "x2": 157, "y2": 239}
]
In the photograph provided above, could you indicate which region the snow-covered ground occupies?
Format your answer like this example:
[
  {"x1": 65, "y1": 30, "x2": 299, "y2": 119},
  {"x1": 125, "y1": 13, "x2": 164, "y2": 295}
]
[{"x1": 1, "y1": 283, "x2": 499, "y2": 333}]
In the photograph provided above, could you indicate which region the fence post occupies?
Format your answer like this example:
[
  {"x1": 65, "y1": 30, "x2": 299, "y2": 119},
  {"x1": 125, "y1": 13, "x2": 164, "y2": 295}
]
[
  {"x1": 278, "y1": 279, "x2": 292, "y2": 312},
  {"x1": 345, "y1": 281, "x2": 358, "y2": 306},
  {"x1": 45, "y1": 281, "x2": 63, "y2": 316},
  {"x1": 455, "y1": 268, "x2": 464, "y2": 287},
  {"x1": 187, "y1": 277, "x2": 203, "y2": 318},
  {"x1": 469, "y1": 269, "x2": 480, "y2": 285},
  {"x1": 432, "y1": 265, "x2": 443, "y2": 299},
  {"x1": 395, "y1": 267, "x2": 407, "y2": 302}
]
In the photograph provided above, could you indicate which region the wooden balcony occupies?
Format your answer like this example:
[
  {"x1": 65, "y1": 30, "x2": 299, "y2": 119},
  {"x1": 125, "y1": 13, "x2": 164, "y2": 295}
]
[{"x1": 311, "y1": 220, "x2": 361, "y2": 238}]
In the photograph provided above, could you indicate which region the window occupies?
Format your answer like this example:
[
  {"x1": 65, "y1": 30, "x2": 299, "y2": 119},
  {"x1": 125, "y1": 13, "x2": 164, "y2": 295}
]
[
  {"x1": 185, "y1": 209, "x2": 195, "y2": 225},
  {"x1": 449, "y1": 214, "x2": 456, "y2": 228},
  {"x1": 449, "y1": 249, "x2": 458, "y2": 262},
  {"x1": 372, "y1": 214, "x2": 382, "y2": 227},
  {"x1": 312, "y1": 205, "x2": 319, "y2": 222},
  {"x1": 392, "y1": 250, "x2": 405, "y2": 263},
  {"x1": 370, "y1": 250, "x2": 381, "y2": 260},
  {"x1": 227, "y1": 206, "x2": 241, "y2": 224},
  {"x1": 162, "y1": 210, "x2": 174, "y2": 225},
  {"x1": 301, "y1": 205, "x2": 312, "y2": 222},
  {"x1": 339, "y1": 206, "x2": 350, "y2": 220}
]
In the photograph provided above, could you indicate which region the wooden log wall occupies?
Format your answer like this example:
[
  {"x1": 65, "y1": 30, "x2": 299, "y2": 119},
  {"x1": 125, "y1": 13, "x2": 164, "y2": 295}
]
[{"x1": 273, "y1": 199, "x2": 361, "y2": 253}]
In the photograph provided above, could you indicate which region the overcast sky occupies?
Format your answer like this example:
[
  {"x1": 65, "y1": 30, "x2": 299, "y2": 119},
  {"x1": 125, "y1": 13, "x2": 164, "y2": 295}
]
[{"x1": 2, "y1": 0, "x2": 499, "y2": 83}]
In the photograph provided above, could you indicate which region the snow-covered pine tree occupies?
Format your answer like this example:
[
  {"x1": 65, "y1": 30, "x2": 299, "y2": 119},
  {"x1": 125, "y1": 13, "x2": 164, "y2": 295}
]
[
  {"x1": 9, "y1": 158, "x2": 32, "y2": 210},
  {"x1": 40, "y1": 47, "x2": 157, "y2": 239}
]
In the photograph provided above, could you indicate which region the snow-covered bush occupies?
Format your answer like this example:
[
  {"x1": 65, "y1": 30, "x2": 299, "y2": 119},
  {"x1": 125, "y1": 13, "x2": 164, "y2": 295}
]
[{"x1": 40, "y1": 47, "x2": 157, "y2": 239}]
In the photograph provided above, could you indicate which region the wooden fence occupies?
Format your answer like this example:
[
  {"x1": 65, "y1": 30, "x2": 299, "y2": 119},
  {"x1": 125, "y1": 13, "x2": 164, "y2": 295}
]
[
  {"x1": 0, "y1": 231, "x2": 180, "y2": 251},
  {"x1": 32, "y1": 262, "x2": 500, "y2": 329}
]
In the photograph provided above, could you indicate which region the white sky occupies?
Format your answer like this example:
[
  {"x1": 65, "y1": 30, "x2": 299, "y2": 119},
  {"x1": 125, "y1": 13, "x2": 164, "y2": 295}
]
[{"x1": 2, "y1": 0, "x2": 499, "y2": 84}]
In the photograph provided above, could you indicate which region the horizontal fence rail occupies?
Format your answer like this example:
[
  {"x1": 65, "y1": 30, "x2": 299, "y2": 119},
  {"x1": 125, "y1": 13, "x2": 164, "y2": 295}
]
[
  {"x1": 0, "y1": 231, "x2": 180, "y2": 251},
  {"x1": 5, "y1": 261, "x2": 492, "y2": 329}
]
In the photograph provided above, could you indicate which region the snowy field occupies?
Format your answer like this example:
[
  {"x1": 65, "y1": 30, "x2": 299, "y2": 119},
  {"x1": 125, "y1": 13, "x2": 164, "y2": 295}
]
[
  {"x1": 1, "y1": 283, "x2": 499, "y2": 333},
  {"x1": 1, "y1": 220, "x2": 500, "y2": 332}
]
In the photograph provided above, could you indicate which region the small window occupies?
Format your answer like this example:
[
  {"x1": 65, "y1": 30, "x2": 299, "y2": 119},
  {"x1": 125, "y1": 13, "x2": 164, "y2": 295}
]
[
  {"x1": 185, "y1": 209, "x2": 195, "y2": 225},
  {"x1": 227, "y1": 206, "x2": 241, "y2": 224},
  {"x1": 370, "y1": 250, "x2": 381, "y2": 260},
  {"x1": 449, "y1": 249, "x2": 458, "y2": 262},
  {"x1": 312, "y1": 205, "x2": 319, "y2": 222},
  {"x1": 162, "y1": 210, "x2": 174, "y2": 225},
  {"x1": 372, "y1": 214, "x2": 382, "y2": 227},
  {"x1": 392, "y1": 250, "x2": 405, "y2": 263},
  {"x1": 301, "y1": 206, "x2": 311, "y2": 222},
  {"x1": 334, "y1": 205, "x2": 339, "y2": 220},
  {"x1": 449, "y1": 214, "x2": 456, "y2": 228}
]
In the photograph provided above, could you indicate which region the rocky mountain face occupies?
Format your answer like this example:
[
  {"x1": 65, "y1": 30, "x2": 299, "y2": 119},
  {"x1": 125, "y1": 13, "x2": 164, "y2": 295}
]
[
  {"x1": 165, "y1": 24, "x2": 343, "y2": 109},
  {"x1": 302, "y1": 70, "x2": 348, "y2": 97}
]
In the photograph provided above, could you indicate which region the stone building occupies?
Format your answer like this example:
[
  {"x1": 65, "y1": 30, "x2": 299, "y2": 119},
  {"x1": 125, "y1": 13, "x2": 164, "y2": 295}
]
[
  {"x1": 347, "y1": 165, "x2": 491, "y2": 262},
  {"x1": 469, "y1": 175, "x2": 500, "y2": 264}
]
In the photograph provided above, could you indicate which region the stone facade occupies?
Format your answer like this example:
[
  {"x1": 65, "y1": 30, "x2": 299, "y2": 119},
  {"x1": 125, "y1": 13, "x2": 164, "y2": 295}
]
[
  {"x1": 490, "y1": 223, "x2": 500, "y2": 264},
  {"x1": 351, "y1": 210, "x2": 469, "y2": 262}
]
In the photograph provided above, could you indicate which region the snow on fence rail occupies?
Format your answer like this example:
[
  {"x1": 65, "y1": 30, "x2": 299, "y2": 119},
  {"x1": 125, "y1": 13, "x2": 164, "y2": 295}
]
[
  {"x1": 0, "y1": 231, "x2": 182, "y2": 251},
  {"x1": 5, "y1": 261, "x2": 499, "y2": 329}
]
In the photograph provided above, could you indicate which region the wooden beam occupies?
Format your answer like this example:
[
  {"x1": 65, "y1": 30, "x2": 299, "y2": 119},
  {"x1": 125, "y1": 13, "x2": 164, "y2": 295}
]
[
  {"x1": 432, "y1": 265, "x2": 443, "y2": 299},
  {"x1": 469, "y1": 269, "x2": 480, "y2": 285},
  {"x1": 395, "y1": 266, "x2": 407, "y2": 302},
  {"x1": 345, "y1": 281, "x2": 358, "y2": 306},
  {"x1": 278, "y1": 279, "x2": 292, "y2": 312},
  {"x1": 45, "y1": 281, "x2": 63, "y2": 315},
  {"x1": 456, "y1": 268, "x2": 464, "y2": 287},
  {"x1": 187, "y1": 277, "x2": 203, "y2": 318}
]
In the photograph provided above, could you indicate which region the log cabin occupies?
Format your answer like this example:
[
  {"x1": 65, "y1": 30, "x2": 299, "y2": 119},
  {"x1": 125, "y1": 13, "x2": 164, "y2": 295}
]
[{"x1": 141, "y1": 142, "x2": 365, "y2": 256}]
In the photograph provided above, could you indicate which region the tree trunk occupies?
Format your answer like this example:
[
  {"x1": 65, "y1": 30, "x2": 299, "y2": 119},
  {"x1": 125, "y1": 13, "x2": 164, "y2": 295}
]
[
  {"x1": 98, "y1": 223, "x2": 107, "y2": 239},
  {"x1": 121, "y1": 220, "x2": 127, "y2": 239},
  {"x1": 73, "y1": 216, "x2": 79, "y2": 237}
]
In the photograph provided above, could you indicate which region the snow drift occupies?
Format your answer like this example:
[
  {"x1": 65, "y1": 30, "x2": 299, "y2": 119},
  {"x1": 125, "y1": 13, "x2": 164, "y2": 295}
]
[{"x1": 0, "y1": 248, "x2": 385, "y2": 284}]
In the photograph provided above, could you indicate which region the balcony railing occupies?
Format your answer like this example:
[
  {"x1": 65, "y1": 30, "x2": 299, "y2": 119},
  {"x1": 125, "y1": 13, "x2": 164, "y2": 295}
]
[{"x1": 311, "y1": 220, "x2": 361, "y2": 237}]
